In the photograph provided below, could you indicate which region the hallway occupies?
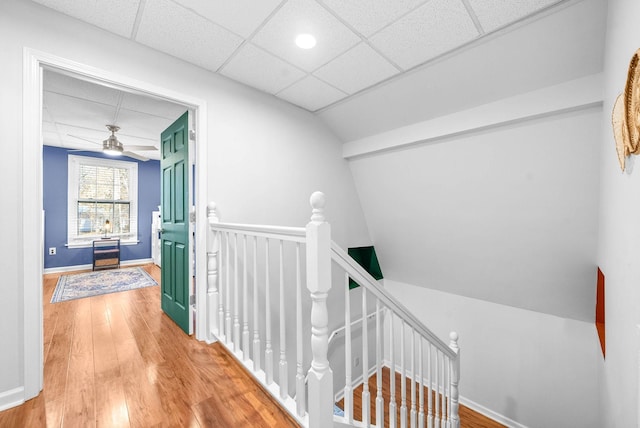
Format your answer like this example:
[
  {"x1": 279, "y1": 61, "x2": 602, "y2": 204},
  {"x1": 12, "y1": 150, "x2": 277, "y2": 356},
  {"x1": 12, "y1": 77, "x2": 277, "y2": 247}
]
[{"x1": 0, "y1": 264, "x2": 298, "y2": 427}]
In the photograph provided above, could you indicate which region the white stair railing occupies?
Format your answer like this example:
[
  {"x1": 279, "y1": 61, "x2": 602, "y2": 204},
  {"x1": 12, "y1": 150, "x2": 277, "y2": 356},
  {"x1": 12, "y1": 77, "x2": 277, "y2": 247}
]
[
  {"x1": 331, "y1": 243, "x2": 460, "y2": 428},
  {"x1": 207, "y1": 192, "x2": 459, "y2": 428},
  {"x1": 207, "y1": 201, "x2": 312, "y2": 425}
]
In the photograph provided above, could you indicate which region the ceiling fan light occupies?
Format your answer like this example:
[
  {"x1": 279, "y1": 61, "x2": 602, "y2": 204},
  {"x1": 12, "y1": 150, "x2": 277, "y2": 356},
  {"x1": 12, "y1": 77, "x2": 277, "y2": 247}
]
[
  {"x1": 103, "y1": 148, "x2": 122, "y2": 156},
  {"x1": 103, "y1": 135, "x2": 123, "y2": 156}
]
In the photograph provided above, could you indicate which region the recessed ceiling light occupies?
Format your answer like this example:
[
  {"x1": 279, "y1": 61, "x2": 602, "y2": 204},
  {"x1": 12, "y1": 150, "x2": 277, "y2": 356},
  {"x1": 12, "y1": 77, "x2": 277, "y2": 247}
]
[{"x1": 295, "y1": 34, "x2": 316, "y2": 49}]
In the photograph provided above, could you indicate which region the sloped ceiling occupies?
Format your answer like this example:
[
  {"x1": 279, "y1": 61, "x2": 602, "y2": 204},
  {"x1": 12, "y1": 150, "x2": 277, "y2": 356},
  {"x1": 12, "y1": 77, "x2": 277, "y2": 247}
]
[
  {"x1": 31, "y1": 0, "x2": 568, "y2": 112},
  {"x1": 341, "y1": 0, "x2": 606, "y2": 322},
  {"x1": 320, "y1": 0, "x2": 607, "y2": 143}
]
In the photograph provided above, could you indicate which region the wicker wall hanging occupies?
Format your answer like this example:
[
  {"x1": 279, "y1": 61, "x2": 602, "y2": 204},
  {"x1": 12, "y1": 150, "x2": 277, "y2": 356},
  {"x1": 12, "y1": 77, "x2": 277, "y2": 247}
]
[{"x1": 612, "y1": 48, "x2": 640, "y2": 172}]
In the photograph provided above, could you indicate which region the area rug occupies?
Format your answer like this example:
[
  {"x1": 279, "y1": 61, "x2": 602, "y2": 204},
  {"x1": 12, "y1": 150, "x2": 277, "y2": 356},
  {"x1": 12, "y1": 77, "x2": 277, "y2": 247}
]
[{"x1": 51, "y1": 267, "x2": 158, "y2": 303}]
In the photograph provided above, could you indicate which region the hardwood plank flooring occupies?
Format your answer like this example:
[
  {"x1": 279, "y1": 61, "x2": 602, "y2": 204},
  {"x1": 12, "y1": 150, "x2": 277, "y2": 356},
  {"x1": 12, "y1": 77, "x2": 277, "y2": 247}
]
[
  {"x1": 0, "y1": 264, "x2": 299, "y2": 428},
  {"x1": 2, "y1": 263, "x2": 505, "y2": 427}
]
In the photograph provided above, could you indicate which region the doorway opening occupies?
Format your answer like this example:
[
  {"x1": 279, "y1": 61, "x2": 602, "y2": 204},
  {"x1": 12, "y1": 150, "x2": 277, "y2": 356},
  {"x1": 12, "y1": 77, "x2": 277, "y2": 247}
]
[{"x1": 22, "y1": 49, "x2": 209, "y2": 401}]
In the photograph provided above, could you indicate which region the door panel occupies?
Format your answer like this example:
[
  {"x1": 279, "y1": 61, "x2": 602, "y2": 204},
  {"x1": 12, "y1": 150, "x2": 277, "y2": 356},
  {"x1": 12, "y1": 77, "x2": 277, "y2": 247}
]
[
  {"x1": 160, "y1": 111, "x2": 191, "y2": 334},
  {"x1": 175, "y1": 161, "x2": 185, "y2": 223}
]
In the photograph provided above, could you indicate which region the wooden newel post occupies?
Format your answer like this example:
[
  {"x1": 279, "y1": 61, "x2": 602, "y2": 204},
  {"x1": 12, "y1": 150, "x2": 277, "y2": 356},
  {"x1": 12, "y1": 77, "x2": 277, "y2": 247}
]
[
  {"x1": 449, "y1": 331, "x2": 461, "y2": 428},
  {"x1": 207, "y1": 202, "x2": 220, "y2": 340},
  {"x1": 306, "y1": 191, "x2": 333, "y2": 428}
]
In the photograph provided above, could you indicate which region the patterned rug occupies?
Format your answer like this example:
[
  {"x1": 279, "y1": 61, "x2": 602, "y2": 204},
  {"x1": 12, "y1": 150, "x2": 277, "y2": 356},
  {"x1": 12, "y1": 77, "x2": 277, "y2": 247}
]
[{"x1": 51, "y1": 267, "x2": 158, "y2": 303}]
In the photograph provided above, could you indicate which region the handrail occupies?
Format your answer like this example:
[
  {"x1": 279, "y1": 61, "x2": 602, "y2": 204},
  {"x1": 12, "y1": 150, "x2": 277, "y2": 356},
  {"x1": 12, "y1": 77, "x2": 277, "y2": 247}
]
[
  {"x1": 207, "y1": 194, "x2": 458, "y2": 427},
  {"x1": 328, "y1": 311, "x2": 377, "y2": 345},
  {"x1": 210, "y1": 221, "x2": 306, "y2": 242},
  {"x1": 331, "y1": 241, "x2": 456, "y2": 359}
]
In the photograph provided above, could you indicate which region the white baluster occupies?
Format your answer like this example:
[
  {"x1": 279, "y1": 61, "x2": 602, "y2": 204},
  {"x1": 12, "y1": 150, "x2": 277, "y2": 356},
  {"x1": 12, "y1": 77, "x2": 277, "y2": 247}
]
[
  {"x1": 305, "y1": 191, "x2": 333, "y2": 428},
  {"x1": 265, "y1": 237, "x2": 273, "y2": 385},
  {"x1": 252, "y1": 236, "x2": 261, "y2": 372},
  {"x1": 376, "y1": 299, "x2": 384, "y2": 428},
  {"x1": 218, "y1": 232, "x2": 225, "y2": 341},
  {"x1": 233, "y1": 233, "x2": 240, "y2": 351},
  {"x1": 446, "y1": 356, "x2": 451, "y2": 428},
  {"x1": 242, "y1": 234, "x2": 250, "y2": 360},
  {"x1": 449, "y1": 332, "x2": 460, "y2": 428},
  {"x1": 206, "y1": 202, "x2": 220, "y2": 339},
  {"x1": 362, "y1": 287, "x2": 370, "y2": 426},
  {"x1": 279, "y1": 240, "x2": 288, "y2": 399},
  {"x1": 225, "y1": 232, "x2": 231, "y2": 341},
  {"x1": 411, "y1": 329, "x2": 417, "y2": 428},
  {"x1": 400, "y1": 319, "x2": 407, "y2": 428},
  {"x1": 434, "y1": 350, "x2": 440, "y2": 427},
  {"x1": 344, "y1": 272, "x2": 353, "y2": 423},
  {"x1": 440, "y1": 352, "x2": 445, "y2": 428},
  {"x1": 419, "y1": 339, "x2": 425, "y2": 428},
  {"x1": 443, "y1": 356, "x2": 449, "y2": 428},
  {"x1": 389, "y1": 312, "x2": 397, "y2": 428},
  {"x1": 427, "y1": 344, "x2": 433, "y2": 428},
  {"x1": 295, "y1": 243, "x2": 306, "y2": 417}
]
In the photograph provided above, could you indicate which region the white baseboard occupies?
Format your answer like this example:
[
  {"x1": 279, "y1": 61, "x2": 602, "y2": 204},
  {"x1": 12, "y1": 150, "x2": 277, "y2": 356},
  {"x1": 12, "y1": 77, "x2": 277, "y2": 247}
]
[
  {"x1": 0, "y1": 386, "x2": 25, "y2": 412},
  {"x1": 459, "y1": 395, "x2": 527, "y2": 428},
  {"x1": 334, "y1": 363, "x2": 379, "y2": 403},
  {"x1": 44, "y1": 258, "x2": 154, "y2": 274}
]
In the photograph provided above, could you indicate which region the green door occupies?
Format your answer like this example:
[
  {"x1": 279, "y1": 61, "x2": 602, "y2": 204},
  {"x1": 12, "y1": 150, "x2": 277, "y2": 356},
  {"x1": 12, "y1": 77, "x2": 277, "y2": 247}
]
[{"x1": 160, "y1": 111, "x2": 191, "y2": 334}]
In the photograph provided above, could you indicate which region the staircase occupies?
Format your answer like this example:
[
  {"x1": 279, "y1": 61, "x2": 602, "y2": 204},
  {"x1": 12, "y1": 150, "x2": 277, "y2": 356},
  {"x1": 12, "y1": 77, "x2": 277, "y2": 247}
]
[{"x1": 206, "y1": 192, "x2": 460, "y2": 428}]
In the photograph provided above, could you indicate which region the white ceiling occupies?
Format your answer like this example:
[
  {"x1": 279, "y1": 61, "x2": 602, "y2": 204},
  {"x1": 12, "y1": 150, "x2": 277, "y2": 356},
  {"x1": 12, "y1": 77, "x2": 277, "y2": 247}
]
[
  {"x1": 42, "y1": 70, "x2": 187, "y2": 160},
  {"x1": 32, "y1": 0, "x2": 568, "y2": 113}
]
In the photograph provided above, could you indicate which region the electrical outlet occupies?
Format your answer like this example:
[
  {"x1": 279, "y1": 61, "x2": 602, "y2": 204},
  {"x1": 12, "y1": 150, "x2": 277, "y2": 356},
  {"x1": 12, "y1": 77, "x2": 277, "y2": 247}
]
[
  {"x1": 354, "y1": 357, "x2": 360, "y2": 367},
  {"x1": 48, "y1": 247, "x2": 56, "y2": 255}
]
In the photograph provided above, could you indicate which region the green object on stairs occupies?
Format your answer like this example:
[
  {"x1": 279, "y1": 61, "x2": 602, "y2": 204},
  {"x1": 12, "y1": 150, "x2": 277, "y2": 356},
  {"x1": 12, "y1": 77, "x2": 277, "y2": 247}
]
[{"x1": 347, "y1": 246, "x2": 383, "y2": 289}]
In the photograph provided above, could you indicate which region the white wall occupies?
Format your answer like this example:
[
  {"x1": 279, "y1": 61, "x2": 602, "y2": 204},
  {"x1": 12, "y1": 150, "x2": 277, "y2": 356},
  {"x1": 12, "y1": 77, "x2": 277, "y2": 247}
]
[
  {"x1": 0, "y1": 0, "x2": 370, "y2": 405},
  {"x1": 598, "y1": 0, "x2": 640, "y2": 425},
  {"x1": 348, "y1": 99, "x2": 601, "y2": 322},
  {"x1": 386, "y1": 279, "x2": 601, "y2": 428}
]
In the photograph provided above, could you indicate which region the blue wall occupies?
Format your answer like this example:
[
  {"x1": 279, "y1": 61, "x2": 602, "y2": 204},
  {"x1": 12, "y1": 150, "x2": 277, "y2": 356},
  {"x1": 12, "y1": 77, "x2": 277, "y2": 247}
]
[{"x1": 43, "y1": 145, "x2": 160, "y2": 269}]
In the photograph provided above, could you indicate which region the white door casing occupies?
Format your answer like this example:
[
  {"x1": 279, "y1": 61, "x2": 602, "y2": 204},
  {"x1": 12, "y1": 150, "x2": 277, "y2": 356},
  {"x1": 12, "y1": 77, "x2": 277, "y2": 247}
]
[{"x1": 22, "y1": 48, "x2": 209, "y2": 402}]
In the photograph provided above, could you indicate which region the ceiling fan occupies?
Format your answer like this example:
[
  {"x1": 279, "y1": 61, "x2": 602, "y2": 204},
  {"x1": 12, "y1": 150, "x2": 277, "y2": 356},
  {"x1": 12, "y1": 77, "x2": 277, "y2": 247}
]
[{"x1": 68, "y1": 125, "x2": 157, "y2": 161}]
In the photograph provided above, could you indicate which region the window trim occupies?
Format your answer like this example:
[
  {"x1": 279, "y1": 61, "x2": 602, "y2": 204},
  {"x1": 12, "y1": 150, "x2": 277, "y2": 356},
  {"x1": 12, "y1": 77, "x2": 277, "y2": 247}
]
[{"x1": 67, "y1": 155, "x2": 138, "y2": 247}]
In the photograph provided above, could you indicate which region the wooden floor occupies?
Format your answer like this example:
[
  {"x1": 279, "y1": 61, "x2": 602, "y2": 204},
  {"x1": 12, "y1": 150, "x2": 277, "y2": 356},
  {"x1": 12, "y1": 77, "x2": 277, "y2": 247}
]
[
  {"x1": 337, "y1": 367, "x2": 505, "y2": 428},
  {"x1": 0, "y1": 264, "x2": 299, "y2": 428},
  {"x1": 1, "y1": 264, "x2": 505, "y2": 428}
]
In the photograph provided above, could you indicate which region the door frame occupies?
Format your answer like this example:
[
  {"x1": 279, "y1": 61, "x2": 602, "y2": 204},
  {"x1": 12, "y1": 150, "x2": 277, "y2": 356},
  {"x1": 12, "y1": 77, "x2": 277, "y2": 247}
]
[{"x1": 22, "y1": 48, "x2": 210, "y2": 400}]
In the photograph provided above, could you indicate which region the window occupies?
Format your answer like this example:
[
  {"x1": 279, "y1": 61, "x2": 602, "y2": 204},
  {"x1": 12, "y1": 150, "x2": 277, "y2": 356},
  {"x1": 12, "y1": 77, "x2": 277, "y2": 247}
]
[{"x1": 68, "y1": 155, "x2": 138, "y2": 246}]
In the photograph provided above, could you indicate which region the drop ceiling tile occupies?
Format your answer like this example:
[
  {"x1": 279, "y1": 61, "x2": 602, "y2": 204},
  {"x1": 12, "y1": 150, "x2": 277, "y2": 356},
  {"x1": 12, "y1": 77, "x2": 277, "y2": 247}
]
[
  {"x1": 251, "y1": 0, "x2": 361, "y2": 72},
  {"x1": 314, "y1": 43, "x2": 399, "y2": 94},
  {"x1": 277, "y1": 75, "x2": 347, "y2": 111},
  {"x1": 42, "y1": 107, "x2": 55, "y2": 125},
  {"x1": 369, "y1": 0, "x2": 479, "y2": 70},
  {"x1": 466, "y1": 0, "x2": 562, "y2": 32},
  {"x1": 320, "y1": 0, "x2": 427, "y2": 37},
  {"x1": 220, "y1": 44, "x2": 306, "y2": 94},
  {"x1": 120, "y1": 92, "x2": 188, "y2": 120},
  {"x1": 42, "y1": 130, "x2": 62, "y2": 146},
  {"x1": 44, "y1": 70, "x2": 121, "y2": 107},
  {"x1": 171, "y1": 0, "x2": 282, "y2": 38},
  {"x1": 135, "y1": 0, "x2": 244, "y2": 72},
  {"x1": 31, "y1": 0, "x2": 140, "y2": 38},
  {"x1": 42, "y1": 121, "x2": 57, "y2": 133},
  {"x1": 113, "y1": 108, "x2": 174, "y2": 139},
  {"x1": 43, "y1": 92, "x2": 117, "y2": 129}
]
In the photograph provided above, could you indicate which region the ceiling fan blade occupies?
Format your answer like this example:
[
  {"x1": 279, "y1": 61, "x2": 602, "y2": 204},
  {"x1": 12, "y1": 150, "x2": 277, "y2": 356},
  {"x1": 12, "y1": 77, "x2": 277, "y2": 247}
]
[
  {"x1": 68, "y1": 134, "x2": 101, "y2": 145},
  {"x1": 122, "y1": 151, "x2": 149, "y2": 162},
  {"x1": 68, "y1": 148, "x2": 102, "y2": 153},
  {"x1": 125, "y1": 145, "x2": 157, "y2": 151}
]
